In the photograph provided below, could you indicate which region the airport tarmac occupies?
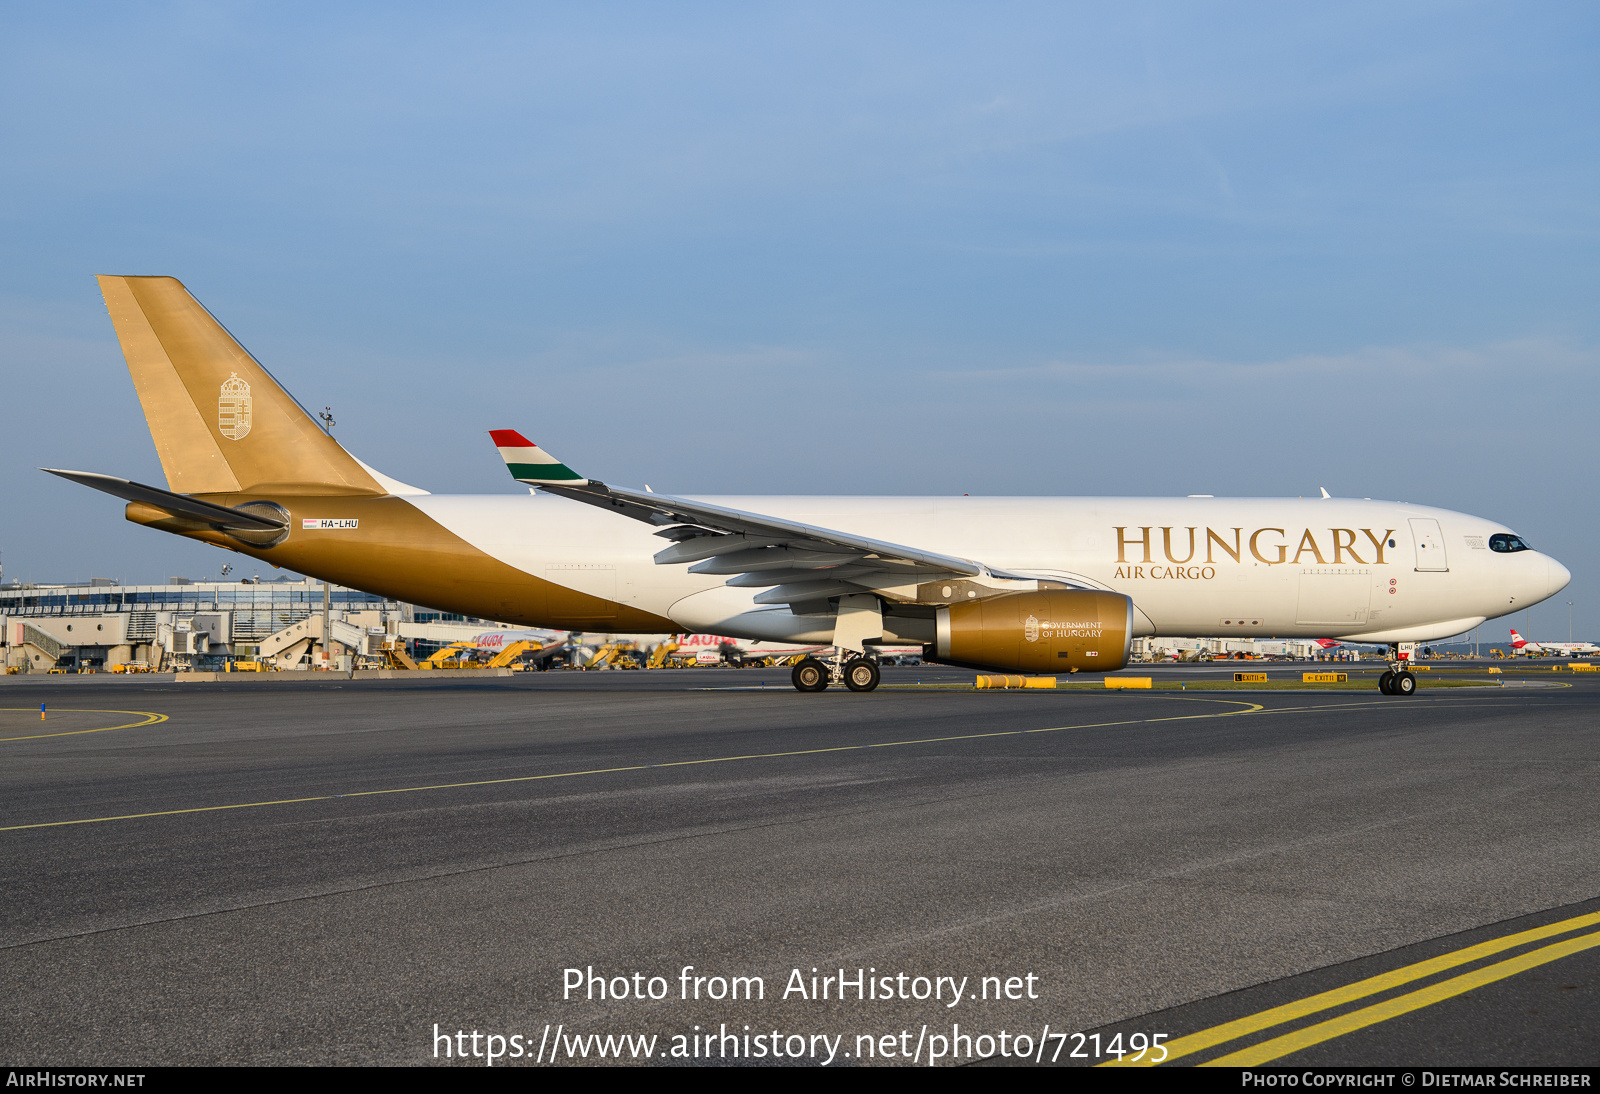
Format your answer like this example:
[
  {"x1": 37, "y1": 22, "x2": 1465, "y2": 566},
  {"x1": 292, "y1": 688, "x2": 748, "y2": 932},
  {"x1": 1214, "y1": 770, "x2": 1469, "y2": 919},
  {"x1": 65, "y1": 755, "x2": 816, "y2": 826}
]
[{"x1": 2, "y1": 666, "x2": 1597, "y2": 1066}]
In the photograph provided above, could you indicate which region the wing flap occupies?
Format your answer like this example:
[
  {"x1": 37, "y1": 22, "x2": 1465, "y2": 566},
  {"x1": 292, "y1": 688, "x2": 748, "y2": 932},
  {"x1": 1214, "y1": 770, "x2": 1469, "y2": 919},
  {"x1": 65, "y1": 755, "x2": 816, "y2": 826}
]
[
  {"x1": 753, "y1": 580, "x2": 873, "y2": 606},
  {"x1": 725, "y1": 565, "x2": 880, "y2": 588},
  {"x1": 688, "y1": 549, "x2": 865, "y2": 575},
  {"x1": 654, "y1": 534, "x2": 785, "y2": 565}
]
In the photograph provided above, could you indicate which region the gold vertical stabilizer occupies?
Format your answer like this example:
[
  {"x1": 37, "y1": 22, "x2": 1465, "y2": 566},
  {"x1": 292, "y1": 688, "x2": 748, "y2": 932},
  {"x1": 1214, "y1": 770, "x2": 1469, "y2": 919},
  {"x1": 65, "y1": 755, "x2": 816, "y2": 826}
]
[{"x1": 97, "y1": 275, "x2": 383, "y2": 496}]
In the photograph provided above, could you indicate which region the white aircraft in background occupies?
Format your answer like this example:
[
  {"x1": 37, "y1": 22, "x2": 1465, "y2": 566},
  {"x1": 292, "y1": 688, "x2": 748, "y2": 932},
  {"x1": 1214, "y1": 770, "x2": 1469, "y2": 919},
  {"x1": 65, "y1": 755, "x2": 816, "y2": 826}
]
[
  {"x1": 665, "y1": 633, "x2": 825, "y2": 665},
  {"x1": 663, "y1": 633, "x2": 922, "y2": 666},
  {"x1": 1509, "y1": 630, "x2": 1600, "y2": 657},
  {"x1": 442, "y1": 627, "x2": 570, "y2": 666},
  {"x1": 472, "y1": 628, "x2": 567, "y2": 651},
  {"x1": 50, "y1": 275, "x2": 1574, "y2": 697}
]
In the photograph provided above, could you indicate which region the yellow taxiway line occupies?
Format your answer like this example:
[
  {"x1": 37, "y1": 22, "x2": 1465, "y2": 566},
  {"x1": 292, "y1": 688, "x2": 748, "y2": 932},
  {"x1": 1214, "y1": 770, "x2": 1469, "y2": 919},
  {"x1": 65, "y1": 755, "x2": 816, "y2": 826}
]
[
  {"x1": 0, "y1": 695, "x2": 1261, "y2": 833},
  {"x1": 0, "y1": 709, "x2": 169, "y2": 742},
  {"x1": 1103, "y1": 908, "x2": 1600, "y2": 1066},
  {"x1": 1205, "y1": 928, "x2": 1600, "y2": 1066}
]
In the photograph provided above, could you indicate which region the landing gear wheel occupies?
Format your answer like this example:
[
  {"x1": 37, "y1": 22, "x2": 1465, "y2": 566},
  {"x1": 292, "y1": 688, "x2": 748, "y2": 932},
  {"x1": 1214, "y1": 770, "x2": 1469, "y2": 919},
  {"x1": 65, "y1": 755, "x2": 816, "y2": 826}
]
[
  {"x1": 792, "y1": 657, "x2": 830, "y2": 692},
  {"x1": 1395, "y1": 671, "x2": 1417, "y2": 696},
  {"x1": 843, "y1": 657, "x2": 880, "y2": 693},
  {"x1": 1378, "y1": 670, "x2": 1395, "y2": 695}
]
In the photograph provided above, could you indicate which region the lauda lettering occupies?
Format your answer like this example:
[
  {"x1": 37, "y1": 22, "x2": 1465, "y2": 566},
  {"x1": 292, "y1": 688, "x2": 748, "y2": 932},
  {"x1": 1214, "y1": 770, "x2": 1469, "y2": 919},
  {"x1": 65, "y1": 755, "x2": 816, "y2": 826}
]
[{"x1": 1114, "y1": 527, "x2": 1397, "y2": 573}]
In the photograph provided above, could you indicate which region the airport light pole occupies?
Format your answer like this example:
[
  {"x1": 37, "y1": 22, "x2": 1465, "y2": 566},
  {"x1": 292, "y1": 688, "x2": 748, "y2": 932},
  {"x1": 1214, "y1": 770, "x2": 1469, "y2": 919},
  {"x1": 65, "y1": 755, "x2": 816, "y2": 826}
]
[
  {"x1": 317, "y1": 411, "x2": 335, "y2": 668},
  {"x1": 1569, "y1": 602, "x2": 1573, "y2": 643}
]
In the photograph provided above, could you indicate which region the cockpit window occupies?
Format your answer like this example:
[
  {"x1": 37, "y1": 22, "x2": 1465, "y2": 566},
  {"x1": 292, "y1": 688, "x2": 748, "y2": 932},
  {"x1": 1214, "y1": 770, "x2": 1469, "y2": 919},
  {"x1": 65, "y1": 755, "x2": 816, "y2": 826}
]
[{"x1": 1489, "y1": 534, "x2": 1531, "y2": 553}]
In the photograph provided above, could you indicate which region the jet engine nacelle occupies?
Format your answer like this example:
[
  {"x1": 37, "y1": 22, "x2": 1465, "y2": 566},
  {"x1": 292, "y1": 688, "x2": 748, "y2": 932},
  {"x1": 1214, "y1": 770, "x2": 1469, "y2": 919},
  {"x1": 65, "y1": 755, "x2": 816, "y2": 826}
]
[{"x1": 932, "y1": 589, "x2": 1134, "y2": 674}]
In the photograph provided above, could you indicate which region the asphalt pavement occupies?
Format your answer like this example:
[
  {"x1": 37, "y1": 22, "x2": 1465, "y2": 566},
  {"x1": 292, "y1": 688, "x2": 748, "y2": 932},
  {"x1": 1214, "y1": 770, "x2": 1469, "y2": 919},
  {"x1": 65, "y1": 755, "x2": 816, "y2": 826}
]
[{"x1": 2, "y1": 665, "x2": 1595, "y2": 1066}]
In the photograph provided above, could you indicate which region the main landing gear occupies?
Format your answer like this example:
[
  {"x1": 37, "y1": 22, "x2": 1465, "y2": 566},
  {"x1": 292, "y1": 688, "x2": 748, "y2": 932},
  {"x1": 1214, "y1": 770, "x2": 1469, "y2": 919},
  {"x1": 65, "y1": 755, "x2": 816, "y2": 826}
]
[
  {"x1": 1378, "y1": 643, "x2": 1417, "y2": 696},
  {"x1": 790, "y1": 652, "x2": 881, "y2": 693},
  {"x1": 843, "y1": 656, "x2": 880, "y2": 692},
  {"x1": 792, "y1": 657, "x2": 829, "y2": 692}
]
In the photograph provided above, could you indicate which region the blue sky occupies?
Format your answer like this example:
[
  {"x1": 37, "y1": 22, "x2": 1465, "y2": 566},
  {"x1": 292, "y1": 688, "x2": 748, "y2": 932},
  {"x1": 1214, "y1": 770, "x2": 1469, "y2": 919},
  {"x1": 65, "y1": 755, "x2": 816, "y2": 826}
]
[{"x1": 2, "y1": 3, "x2": 1596, "y2": 638}]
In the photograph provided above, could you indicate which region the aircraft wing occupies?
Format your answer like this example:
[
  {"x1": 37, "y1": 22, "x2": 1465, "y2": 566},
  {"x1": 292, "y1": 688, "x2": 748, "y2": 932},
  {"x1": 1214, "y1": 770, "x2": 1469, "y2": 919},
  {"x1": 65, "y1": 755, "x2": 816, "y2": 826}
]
[{"x1": 490, "y1": 430, "x2": 1079, "y2": 609}]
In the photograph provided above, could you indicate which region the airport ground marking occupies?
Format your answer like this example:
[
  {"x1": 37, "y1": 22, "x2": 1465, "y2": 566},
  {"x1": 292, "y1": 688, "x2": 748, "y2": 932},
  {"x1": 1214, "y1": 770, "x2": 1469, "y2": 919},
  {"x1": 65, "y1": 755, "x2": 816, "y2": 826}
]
[
  {"x1": 0, "y1": 691, "x2": 1529, "y2": 833},
  {"x1": 1103, "y1": 908, "x2": 1600, "y2": 1067},
  {"x1": 1204, "y1": 928, "x2": 1600, "y2": 1066},
  {"x1": 0, "y1": 695, "x2": 1263, "y2": 833},
  {"x1": 0, "y1": 709, "x2": 168, "y2": 742}
]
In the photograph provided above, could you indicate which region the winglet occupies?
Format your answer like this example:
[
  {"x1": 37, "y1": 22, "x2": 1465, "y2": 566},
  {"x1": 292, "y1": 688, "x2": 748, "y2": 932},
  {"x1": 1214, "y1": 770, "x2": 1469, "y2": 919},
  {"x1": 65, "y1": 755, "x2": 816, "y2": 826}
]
[{"x1": 490, "y1": 429, "x2": 589, "y2": 486}]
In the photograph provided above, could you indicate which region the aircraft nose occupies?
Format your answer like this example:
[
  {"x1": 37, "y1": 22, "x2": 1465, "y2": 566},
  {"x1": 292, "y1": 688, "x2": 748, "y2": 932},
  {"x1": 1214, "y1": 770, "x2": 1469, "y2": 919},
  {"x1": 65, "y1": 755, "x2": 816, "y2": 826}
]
[{"x1": 1547, "y1": 556, "x2": 1573, "y2": 598}]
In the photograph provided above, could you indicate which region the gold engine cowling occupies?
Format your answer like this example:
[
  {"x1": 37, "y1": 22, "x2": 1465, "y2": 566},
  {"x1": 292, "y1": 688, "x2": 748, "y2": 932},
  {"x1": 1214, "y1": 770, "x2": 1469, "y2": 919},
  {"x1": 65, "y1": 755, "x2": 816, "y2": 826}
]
[{"x1": 934, "y1": 589, "x2": 1134, "y2": 673}]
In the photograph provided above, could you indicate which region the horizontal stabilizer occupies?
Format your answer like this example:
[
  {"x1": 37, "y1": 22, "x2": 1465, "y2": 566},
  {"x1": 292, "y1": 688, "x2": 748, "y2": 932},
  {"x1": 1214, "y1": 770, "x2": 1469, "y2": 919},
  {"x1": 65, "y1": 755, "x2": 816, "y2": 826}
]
[{"x1": 43, "y1": 468, "x2": 286, "y2": 530}]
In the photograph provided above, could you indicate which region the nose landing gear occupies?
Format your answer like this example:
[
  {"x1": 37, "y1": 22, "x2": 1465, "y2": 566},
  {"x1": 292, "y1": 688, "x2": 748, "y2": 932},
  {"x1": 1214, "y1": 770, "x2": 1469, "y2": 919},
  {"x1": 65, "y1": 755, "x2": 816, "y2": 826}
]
[
  {"x1": 1379, "y1": 643, "x2": 1418, "y2": 695},
  {"x1": 1379, "y1": 669, "x2": 1417, "y2": 695}
]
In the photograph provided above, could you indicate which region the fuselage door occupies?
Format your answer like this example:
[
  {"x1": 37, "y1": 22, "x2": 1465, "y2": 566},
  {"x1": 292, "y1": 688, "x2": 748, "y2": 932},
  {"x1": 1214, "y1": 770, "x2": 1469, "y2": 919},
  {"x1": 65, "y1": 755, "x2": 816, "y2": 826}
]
[
  {"x1": 1296, "y1": 568, "x2": 1372, "y2": 626},
  {"x1": 1409, "y1": 518, "x2": 1448, "y2": 571}
]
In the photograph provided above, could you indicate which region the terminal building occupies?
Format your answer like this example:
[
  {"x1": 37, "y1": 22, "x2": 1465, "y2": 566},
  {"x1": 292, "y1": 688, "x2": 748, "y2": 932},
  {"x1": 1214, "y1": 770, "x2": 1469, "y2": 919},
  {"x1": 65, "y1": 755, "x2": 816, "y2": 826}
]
[
  {"x1": 1132, "y1": 636, "x2": 1358, "y2": 662},
  {"x1": 0, "y1": 576, "x2": 511, "y2": 672},
  {"x1": 3, "y1": 576, "x2": 1359, "y2": 673}
]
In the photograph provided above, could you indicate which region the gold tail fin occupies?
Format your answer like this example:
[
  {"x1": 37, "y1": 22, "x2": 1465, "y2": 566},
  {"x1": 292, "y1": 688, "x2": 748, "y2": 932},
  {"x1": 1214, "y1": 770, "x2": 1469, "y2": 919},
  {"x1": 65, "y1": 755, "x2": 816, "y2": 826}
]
[{"x1": 97, "y1": 275, "x2": 382, "y2": 496}]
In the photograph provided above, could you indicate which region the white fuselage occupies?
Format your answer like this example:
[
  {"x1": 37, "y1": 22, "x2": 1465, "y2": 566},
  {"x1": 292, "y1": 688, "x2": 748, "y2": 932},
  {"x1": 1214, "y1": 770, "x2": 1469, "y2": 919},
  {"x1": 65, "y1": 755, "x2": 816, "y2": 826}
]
[
  {"x1": 1513, "y1": 640, "x2": 1599, "y2": 656},
  {"x1": 404, "y1": 493, "x2": 1570, "y2": 647}
]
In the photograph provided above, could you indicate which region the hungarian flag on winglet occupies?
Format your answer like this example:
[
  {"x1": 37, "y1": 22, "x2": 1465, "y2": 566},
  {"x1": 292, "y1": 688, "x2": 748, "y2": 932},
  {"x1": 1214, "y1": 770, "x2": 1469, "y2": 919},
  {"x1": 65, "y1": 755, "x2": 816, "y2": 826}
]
[{"x1": 489, "y1": 429, "x2": 587, "y2": 485}]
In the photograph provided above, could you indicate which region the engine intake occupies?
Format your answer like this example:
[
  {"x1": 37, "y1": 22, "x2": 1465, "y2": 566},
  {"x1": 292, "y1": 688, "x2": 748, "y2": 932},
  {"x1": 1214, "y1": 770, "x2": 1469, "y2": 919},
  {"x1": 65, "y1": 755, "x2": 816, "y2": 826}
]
[{"x1": 933, "y1": 589, "x2": 1134, "y2": 674}]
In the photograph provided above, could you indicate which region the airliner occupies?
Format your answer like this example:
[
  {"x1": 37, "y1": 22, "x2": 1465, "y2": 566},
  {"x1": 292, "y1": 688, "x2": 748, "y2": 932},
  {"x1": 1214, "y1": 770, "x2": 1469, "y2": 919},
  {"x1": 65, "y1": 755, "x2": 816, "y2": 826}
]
[
  {"x1": 46, "y1": 276, "x2": 1572, "y2": 696},
  {"x1": 471, "y1": 626, "x2": 821, "y2": 668},
  {"x1": 470, "y1": 628, "x2": 566, "y2": 649},
  {"x1": 1509, "y1": 630, "x2": 1599, "y2": 657},
  {"x1": 665, "y1": 633, "x2": 828, "y2": 666}
]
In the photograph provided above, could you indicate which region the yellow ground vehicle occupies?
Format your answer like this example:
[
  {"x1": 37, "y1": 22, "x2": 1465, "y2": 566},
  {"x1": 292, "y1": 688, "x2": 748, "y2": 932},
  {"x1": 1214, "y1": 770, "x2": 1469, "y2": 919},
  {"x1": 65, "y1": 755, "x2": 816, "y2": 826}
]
[
  {"x1": 420, "y1": 642, "x2": 481, "y2": 668},
  {"x1": 378, "y1": 637, "x2": 419, "y2": 670},
  {"x1": 586, "y1": 641, "x2": 643, "y2": 669},
  {"x1": 372, "y1": 638, "x2": 548, "y2": 671},
  {"x1": 485, "y1": 640, "x2": 540, "y2": 668}
]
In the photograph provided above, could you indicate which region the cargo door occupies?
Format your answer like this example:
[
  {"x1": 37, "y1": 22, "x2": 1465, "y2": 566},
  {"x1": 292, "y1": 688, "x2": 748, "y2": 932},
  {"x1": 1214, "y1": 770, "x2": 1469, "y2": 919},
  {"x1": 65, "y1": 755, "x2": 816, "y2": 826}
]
[
  {"x1": 1409, "y1": 518, "x2": 1448, "y2": 571},
  {"x1": 1295, "y1": 568, "x2": 1372, "y2": 626}
]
